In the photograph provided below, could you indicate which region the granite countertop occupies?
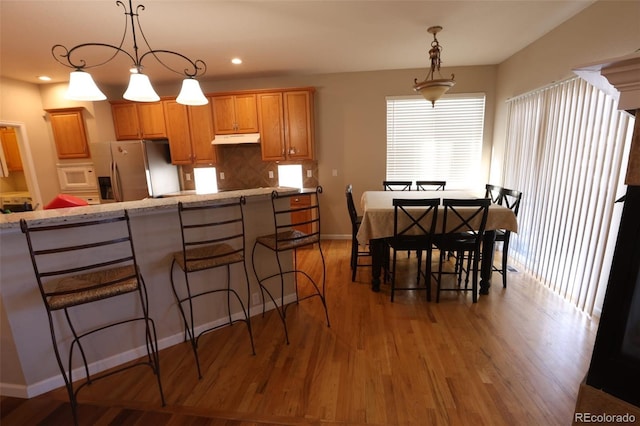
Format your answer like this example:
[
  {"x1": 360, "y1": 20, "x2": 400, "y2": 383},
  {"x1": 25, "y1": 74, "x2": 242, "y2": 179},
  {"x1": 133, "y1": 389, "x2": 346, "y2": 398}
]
[{"x1": 0, "y1": 187, "x2": 304, "y2": 230}]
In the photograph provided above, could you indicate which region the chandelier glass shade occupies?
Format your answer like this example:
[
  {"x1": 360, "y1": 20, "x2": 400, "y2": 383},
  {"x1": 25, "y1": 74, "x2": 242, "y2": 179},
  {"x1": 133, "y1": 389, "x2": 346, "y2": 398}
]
[
  {"x1": 52, "y1": 0, "x2": 208, "y2": 105},
  {"x1": 65, "y1": 71, "x2": 107, "y2": 101},
  {"x1": 413, "y1": 26, "x2": 455, "y2": 107}
]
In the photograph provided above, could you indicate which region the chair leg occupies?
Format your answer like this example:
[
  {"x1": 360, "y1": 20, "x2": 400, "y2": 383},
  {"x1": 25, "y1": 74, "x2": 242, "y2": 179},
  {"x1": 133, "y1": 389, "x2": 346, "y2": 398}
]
[
  {"x1": 351, "y1": 240, "x2": 358, "y2": 282},
  {"x1": 472, "y1": 250, "x2": 479, "y2": 303},
  {"x1": 170, "y1": 261, "x2": 202, "y2": 379},
  {"x1": 502, "y1": 237, "x2": 510, "y2": 288},
  {"x1": 390, "y1": 249, "x2": 398, "y2": 302}
]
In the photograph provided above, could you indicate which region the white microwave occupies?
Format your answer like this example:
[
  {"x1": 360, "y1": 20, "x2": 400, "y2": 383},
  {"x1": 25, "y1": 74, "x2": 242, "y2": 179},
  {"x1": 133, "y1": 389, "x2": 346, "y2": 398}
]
[{"x1": 56, "y1": 163, "x2": 98, "y2": 192}]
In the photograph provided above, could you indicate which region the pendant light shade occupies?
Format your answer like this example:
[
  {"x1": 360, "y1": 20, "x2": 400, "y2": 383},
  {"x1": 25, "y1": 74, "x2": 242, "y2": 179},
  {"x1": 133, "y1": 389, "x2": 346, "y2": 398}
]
[
  {"x1": 413, "y1": 79, "x2": 456, "y2": 107},
  {"x1": 413, "y1": 26, "x2": 455, "y2": 107},
  {"x1": 65, "y1": 70, "x2": 107, "y2": 101},
  {"x1": 123, "y1": 73, "x2": 160, "y2": 102},
  {"x1": 176, "y1": 78, "x2": 209, "y2": 106}
]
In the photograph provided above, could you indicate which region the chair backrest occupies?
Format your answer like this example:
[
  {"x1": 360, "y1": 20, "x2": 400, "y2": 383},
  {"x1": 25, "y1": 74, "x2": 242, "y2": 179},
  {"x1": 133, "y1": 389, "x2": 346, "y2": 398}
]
[
  {"x1": 416, "y1": 180, "x2": 446, "y2": 191},
  {"x1": 271, "y1": 186, "x2": 322, "y2": 249},
  {"x1": 176, "y1": 196, "x2": 247, "y2": 268},
  {"x1": 500, "y1": 188, "x2": 523, "y2": 217},
  {"x1": 392, "y1": 198, "x2": 440, "y2": 241},
  {"x1": 20, "y1": 212, "x2": 140, "y2": 310},
  {"x1": 441, "y1": 198, "x2": 491, "y2": 243},
  {"x1": 383, "y1": 180, "x2": 412, "y2": 191},
  {"x1": 345, "y1": 184, "x2": 359, "y2": 229},
  {"x1": 485, "y1": 184, "x2": 503, "y2": 204}
]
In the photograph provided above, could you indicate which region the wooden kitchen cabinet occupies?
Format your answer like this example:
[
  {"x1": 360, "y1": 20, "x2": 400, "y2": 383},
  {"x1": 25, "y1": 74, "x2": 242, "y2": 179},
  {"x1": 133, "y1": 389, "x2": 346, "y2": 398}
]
[
  {"x1": 257, "y1": 89, "x2": 315, "y2": 161},
  {"x1": 164, "y1": 100, "x2": 217, "y2": 165},
  {"x1": 0, "y1": 126, "x2": 23, "y2": 171},
  {"x1": 111, "y1": 101, "x2": 167, "y2": 140},
  {"x1": 45, "y1": 108, "x2": 90, "y2": 159},
  {"x1": 211, "y1": 94, "x2": 258, "y2": 134}
]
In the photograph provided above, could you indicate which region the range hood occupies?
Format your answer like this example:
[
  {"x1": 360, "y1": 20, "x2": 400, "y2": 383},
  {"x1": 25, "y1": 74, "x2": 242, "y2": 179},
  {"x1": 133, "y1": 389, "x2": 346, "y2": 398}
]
[{"x1": 212, "y1": 133, "x2": 260, "y2": 145}]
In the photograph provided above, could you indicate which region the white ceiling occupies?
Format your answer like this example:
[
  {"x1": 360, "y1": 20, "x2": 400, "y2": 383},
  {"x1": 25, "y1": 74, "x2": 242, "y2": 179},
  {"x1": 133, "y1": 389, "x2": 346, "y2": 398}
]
[{"x1": 1, "y1": 0, "x2": 595, "y2": 87}]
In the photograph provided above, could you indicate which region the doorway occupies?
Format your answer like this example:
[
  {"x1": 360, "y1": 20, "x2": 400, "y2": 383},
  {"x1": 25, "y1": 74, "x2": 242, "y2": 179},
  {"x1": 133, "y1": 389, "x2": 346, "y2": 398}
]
[{"x1": 0, "y1": 121, "x2": 42, "y2": 211}]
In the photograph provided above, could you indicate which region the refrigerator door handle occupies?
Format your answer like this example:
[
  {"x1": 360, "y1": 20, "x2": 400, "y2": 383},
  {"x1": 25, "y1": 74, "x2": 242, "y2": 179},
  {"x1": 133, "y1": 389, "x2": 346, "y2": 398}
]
[{"x1": 110, "y1": 159, "x2": 122, "y2": 202}]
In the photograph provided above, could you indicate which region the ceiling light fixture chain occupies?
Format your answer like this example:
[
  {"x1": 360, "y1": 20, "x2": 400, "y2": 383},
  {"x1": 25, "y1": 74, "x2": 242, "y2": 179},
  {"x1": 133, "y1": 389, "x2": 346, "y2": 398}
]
[
  {"x1": 51, "y1": 0, "x2": 208, "y2": 105},
  {"x1": 413, "y1": 25, "x2": 455, "y2": 107}
]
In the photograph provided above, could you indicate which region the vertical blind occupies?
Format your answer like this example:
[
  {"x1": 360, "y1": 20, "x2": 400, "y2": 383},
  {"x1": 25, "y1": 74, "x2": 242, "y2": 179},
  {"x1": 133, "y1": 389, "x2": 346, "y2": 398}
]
[
  {"x1": 503, "y1": 77, "x2": 634, "y2": 315},
  {"x1": 386, "y1": 94, "x2": 486, "y2": 189}
]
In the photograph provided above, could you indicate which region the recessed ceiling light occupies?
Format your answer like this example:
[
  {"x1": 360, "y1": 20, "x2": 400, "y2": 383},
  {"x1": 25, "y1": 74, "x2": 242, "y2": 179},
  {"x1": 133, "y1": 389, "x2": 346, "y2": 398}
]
[
  {"x1": 231, "y1": 58, "x2": 242, "y2": 65},
  {"x1": 38, "y1": 75, "x2": 52, "y2": 81}
]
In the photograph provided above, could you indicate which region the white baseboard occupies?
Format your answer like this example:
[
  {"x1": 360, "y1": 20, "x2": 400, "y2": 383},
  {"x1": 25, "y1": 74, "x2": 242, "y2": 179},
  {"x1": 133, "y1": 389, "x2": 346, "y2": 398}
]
[{"x1": 0, "y1": 294, "x2": 298, "y2": 399}]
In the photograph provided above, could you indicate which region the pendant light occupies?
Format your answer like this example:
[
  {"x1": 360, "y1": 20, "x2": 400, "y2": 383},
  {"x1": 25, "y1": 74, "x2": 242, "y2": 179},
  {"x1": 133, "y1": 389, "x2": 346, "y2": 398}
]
[
  {"x1": 413, "y1": 26, "x2": 456, "y2": 107},
  {"x1": 52, "y1": 0, "x2": 208, "y2": 105}
]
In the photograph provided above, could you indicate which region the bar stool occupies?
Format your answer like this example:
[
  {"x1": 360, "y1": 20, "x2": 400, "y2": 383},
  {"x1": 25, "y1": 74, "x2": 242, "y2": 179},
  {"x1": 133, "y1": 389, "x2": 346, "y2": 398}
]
[
  {"x1": 170, "y1": 196, "x2": 255, "y2": 379},
  {"x1": 251, "y1": 187, "x2": 330, "y2": 344},
  {"x1": 20, "y1": 211, "x2": 165, "y2": 426}
]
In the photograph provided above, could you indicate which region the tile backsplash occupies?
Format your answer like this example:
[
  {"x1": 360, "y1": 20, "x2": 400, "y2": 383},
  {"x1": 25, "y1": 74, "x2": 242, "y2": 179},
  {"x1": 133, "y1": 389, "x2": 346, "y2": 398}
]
[{"x1": 180, "y1": 144, "x2": 318, "y2": 191}]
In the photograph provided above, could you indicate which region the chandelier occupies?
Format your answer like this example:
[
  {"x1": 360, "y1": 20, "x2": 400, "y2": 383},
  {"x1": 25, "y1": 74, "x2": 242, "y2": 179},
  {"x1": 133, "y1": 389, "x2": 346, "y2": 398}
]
[
  {"x1": 413, "y1": 26, "x2": 455, "y2": 107},
  {"x1": 52, "y1": 0, "x2": 208, "y2": 106}
]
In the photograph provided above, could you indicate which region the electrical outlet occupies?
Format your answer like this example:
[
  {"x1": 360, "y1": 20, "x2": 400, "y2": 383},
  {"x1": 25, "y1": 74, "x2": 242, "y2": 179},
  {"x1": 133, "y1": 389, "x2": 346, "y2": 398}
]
[
  {"x1": 307, "y1": 169, "x2": 313, "y2": 178},
  {"x1": 268, "y1": 171, "x2": 274, "y2": 179},
  {"x1": 220, "y1": 172, "x2": 225, "y2": 180},
  {"x1": 185, "y1": 173, "x2": 192, "y2": 181},
  {"x1": 252, "y1": 292, "x2": 260, "y2": 305},
  {"x1": 332, "y1": 169, "x2": 338, "y2": 177}
]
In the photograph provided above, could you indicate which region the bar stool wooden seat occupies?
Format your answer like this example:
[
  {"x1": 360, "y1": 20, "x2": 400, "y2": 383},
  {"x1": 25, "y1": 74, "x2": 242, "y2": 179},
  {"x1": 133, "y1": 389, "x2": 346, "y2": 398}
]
[
  {"x1": 251, "y1": 187, "x2": 330, "y2": 344},
  {"x1": 20, "y1": 211, "x2": 165, "y2": 426},
  {"x1": 170, "y1": 196, "x2": 255, "y2": 379}
]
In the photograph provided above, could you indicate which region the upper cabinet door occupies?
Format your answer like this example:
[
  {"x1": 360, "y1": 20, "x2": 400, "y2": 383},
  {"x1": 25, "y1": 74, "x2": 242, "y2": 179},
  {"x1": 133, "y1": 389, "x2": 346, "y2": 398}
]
[
  {"x1": 257, "y1": 93, "x2": 285, "y2": 161},
  {"x1": 189, "y1": 103, "x2": 216, "y2": 165},
  {"x1": 111, "y1": 102, "x2": 167, "y2": 140},
  {"x1": 136, "y1": 102, "x2": 167, "y2": 139},
  {"x1": 284, "y1": 91, "x2": 314, "y2": 160},
  {"x1": 111, "y1": 103, "x2": 141, "y2": 140},
  {"x1": 212, "y1": 94, "x2": 258, "y2": 134},
  {"x1": 163, "y1": 100, "x2": 193, "y2": 165},
  {"x1": 0, "y1": 126, "x2": 23, "y2": 171},
  {"x1": 46, "y1": 108, "x2": 90, "y2": 159},
  {"x1": 164, "y1": 100, "x2": 217, "y2": 165}
]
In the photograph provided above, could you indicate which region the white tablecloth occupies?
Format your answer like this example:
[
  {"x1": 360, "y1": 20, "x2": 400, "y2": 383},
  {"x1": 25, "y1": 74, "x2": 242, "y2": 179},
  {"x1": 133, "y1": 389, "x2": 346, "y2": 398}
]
[{"x1": 356, "y1": 190, "x2": 518, "y2": 245}]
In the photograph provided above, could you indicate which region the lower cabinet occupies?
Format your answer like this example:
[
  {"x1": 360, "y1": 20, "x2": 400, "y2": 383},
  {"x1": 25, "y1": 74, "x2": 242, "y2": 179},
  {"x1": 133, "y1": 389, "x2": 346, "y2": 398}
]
[
  {"x1": 164, "y1": 100, "x2": 217, "y2": 165},
  {"x1": 291, "y1": 194, "x2": 312, "y2": 234}
]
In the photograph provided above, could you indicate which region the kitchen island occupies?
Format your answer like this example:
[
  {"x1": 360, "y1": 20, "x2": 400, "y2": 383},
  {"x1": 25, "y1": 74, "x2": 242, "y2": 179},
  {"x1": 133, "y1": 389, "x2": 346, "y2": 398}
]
[{"x1": 0, "y1": 187, "x2": 300, "y2": 398}]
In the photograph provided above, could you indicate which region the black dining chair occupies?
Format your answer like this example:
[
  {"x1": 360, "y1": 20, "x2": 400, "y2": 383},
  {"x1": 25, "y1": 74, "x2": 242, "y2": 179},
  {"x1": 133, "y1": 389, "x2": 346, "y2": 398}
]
[
  {"x1": 433, "y1": 198, "x2": 490, "y2": 303},
  {"x1": 383, "y1": 180, "x2": 412, "y2": 191},
  {"x1": 494, "y1": 187, "x2": 523, "y2": 288},
  {"x1": 485, "y1": 184, "x2": 503, "y2": 204},
  {"x1": 346, "y1": 185, "x2": 372, "y2": 281},
  {"x1": 387, "y1": 198, "x2": 440, "y2": 302},
  {"x1": 416, "y1": 180, "x2": 446, "y2": 191}
]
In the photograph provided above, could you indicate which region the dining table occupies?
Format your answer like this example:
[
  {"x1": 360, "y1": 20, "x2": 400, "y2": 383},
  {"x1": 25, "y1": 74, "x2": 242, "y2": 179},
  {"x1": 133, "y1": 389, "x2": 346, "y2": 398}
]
[{"x1": 356, "y1": 190, "x2": 519, "y2": 294}]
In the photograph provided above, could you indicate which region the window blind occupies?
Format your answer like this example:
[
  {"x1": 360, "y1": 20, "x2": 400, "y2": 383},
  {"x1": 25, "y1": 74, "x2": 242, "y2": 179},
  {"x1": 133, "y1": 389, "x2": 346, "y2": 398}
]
[
  {"x1": 503, "y1": 77, "x2": 634, "y2": 315},
  {"x1": 386, "y1": 94, "x2": 486, "y2": 189}
]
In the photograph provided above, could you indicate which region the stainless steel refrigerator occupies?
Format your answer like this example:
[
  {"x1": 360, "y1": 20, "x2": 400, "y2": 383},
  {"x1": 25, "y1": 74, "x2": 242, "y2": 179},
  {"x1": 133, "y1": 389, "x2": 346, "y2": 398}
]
[{"x1": 109, "y1": 139, "x2": 180, "y2": 201}]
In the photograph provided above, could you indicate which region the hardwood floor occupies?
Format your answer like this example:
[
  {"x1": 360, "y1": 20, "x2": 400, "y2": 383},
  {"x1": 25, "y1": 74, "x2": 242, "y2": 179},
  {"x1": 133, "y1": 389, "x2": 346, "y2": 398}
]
[{"x1": 1, "y1": 240, "x2": 598, "y2": 425}]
